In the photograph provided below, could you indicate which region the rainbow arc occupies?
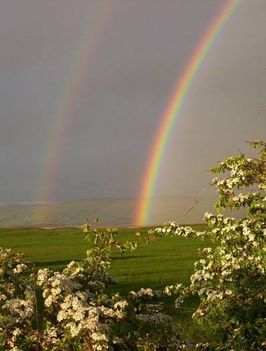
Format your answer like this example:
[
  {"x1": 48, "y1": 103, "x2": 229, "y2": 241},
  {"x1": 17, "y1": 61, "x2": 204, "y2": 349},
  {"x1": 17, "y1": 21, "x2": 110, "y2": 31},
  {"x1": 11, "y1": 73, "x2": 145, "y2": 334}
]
[{"x1": 134, "y1": 0, "x2": 243, "y2": 226}]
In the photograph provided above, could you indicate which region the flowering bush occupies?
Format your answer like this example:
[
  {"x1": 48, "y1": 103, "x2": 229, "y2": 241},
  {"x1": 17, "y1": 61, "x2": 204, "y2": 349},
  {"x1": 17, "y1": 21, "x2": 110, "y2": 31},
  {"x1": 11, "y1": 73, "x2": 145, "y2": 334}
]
[
  {"x1": 147, "y1": 141, "x2": 266, "y2": 350},
  {"x1": 0, "y1": 226, "x2": 185, "y2": 350},
  {"x1": 0, "y1": 249, "x2": 37, "y2": 350}
]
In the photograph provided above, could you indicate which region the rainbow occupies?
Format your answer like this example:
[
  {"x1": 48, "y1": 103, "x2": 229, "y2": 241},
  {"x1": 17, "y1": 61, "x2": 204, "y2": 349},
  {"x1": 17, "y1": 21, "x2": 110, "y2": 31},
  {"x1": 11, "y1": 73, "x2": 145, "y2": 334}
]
[
  {"x1": 39, "y1": 1, "x2": 113, "y2": 205},
  {"x1": 135, "y1": 0, "x2": 243, "y2": 226}
]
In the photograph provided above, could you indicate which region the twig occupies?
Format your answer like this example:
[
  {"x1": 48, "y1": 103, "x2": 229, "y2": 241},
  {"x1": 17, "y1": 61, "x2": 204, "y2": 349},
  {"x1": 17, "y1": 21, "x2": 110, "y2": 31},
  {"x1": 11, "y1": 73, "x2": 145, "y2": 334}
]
[{"x1": 184, "y1": 187, "x2": 209, "y2": 216}]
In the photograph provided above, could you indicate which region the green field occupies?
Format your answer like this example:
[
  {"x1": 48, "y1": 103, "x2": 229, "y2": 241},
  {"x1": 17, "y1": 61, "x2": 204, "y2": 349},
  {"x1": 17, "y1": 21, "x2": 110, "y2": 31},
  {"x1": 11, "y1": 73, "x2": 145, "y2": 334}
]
[{"x1": 0, "y1": 225, "x2": 208, "y2": 293}]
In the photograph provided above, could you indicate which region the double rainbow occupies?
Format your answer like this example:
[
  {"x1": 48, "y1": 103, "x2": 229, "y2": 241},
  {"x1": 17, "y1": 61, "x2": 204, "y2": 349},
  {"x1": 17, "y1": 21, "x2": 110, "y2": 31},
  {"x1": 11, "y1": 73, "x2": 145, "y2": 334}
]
[{"x1": 134, "y1": 0, "x2": 243, "y2": 226}]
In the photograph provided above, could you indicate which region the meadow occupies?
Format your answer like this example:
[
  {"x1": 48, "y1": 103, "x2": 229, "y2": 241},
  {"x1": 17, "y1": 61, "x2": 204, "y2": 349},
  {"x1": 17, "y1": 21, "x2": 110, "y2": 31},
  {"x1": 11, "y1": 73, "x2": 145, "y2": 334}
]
[{"x1": 0, "y1": 225, "x2": 208, "y2": 294}]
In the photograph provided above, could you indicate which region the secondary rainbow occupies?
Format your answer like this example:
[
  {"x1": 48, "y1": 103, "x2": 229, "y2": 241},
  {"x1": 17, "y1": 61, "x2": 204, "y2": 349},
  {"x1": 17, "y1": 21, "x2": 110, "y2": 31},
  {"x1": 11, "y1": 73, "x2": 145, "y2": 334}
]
[
  {"x1": 135, "y1": 0, "x2": 243, "y2": 226},
  {"x1": 38, "y1": 1, "x2": 113, "y2": 205}
]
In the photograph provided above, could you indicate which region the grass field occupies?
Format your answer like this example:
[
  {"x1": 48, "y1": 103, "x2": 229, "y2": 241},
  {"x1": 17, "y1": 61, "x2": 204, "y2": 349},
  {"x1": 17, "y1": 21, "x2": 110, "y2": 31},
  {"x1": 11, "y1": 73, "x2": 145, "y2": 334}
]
[{"x1": 0, "y1": 225, "x2": 208, "y2": 294}]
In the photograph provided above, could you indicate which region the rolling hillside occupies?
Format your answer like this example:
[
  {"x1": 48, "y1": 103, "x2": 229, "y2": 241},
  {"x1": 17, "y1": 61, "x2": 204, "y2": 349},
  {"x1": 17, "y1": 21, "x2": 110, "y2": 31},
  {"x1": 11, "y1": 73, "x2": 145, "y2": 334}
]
[{"x1": 0, "y1": 196, "x2": 216, "y2": 227}]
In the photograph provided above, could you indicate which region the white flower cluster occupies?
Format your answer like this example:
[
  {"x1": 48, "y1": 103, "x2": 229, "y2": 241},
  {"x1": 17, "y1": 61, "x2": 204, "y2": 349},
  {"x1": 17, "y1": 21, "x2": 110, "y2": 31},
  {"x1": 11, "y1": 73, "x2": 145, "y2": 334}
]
[
  {"x1": 13, "y1": 263, "x2": 27, "y2": 274},
  {"x1": 3, "y1": 298, "x2": 34, "y2": 320},
  {"x1": 129, "y1": 287, "x2": 155, "y2": 298},
  {"x1": 38, "y1": 269, "x2": 82, "y2": 308},
  {"x1": 151, "y1": 222, "x2": 207, "y2": 240},
  {"x1": 164, "y1": 283, "x2": 183, "y2": 296}
]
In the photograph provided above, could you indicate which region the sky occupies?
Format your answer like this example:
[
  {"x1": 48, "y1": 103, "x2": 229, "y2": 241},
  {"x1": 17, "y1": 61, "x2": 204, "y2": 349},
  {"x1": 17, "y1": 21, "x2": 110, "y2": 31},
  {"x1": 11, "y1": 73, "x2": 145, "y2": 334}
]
[{"x1": 0, "y1": 0, "x2": 265, "y2": 204}]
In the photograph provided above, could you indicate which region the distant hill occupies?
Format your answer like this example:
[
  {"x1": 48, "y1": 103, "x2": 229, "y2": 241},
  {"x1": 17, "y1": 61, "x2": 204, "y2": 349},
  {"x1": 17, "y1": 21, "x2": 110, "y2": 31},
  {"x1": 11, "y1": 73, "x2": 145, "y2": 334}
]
[{"x1": 0, "y1": 197, "x2": 217, "y2": 227}]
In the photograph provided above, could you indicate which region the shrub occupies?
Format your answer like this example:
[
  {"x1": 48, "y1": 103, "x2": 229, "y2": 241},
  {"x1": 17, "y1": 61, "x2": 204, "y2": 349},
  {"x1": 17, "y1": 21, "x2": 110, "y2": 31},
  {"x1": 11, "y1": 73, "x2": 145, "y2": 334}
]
[
  {"x1": 0, "y1": 226, "x2": 184, "y2": 350},
  {"x1": 148, "y1": 141, "x2": 266, "y2": 350}
]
